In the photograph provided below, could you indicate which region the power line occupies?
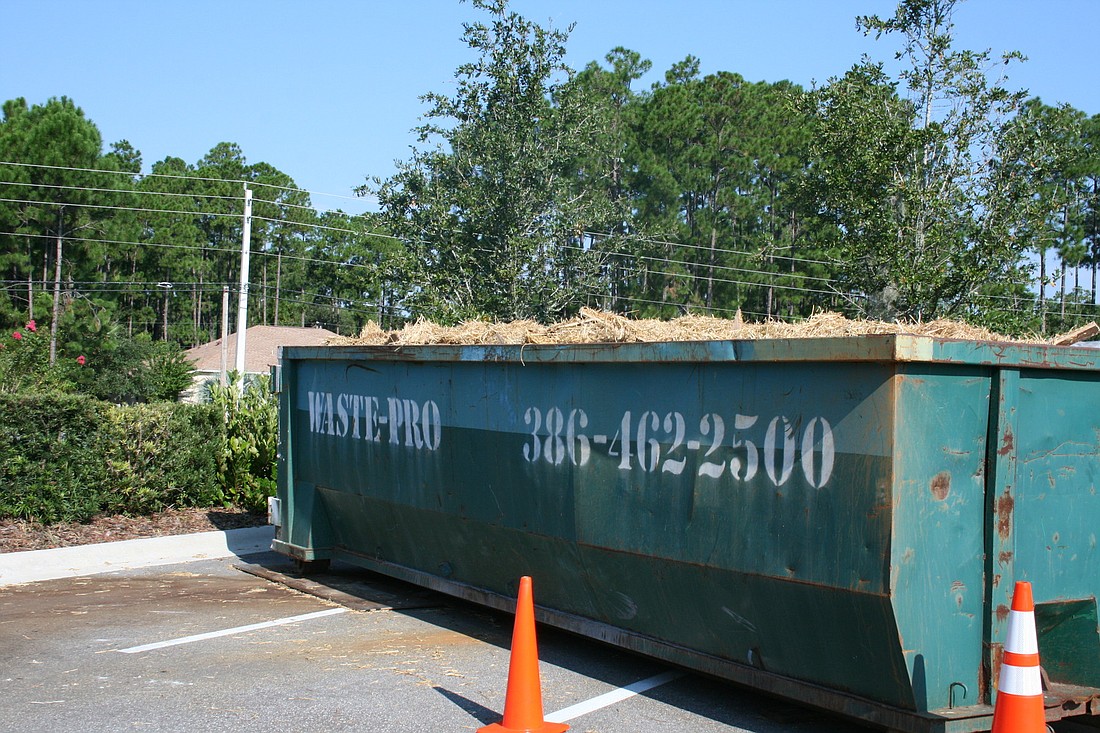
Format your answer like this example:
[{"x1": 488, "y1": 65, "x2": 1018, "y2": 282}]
[
  {"x1": 0, "y1": 159, "x2": 301, "y2": 194},
  {"x1": 584, "y1": 230, "x2": 837, "y2": 268},
  {"x1": 0, "y1": 196, "x2": 242, "y2": 220},
  {"x1": 4, "y1": 225, "x2": 1082, "y2": 315},
  {"x1": 11, "y1": 185, "x2": 1089, "y2": 295},
  {"x1": 601, "y1": 263, "x2": 837, "y2": 298},
  {"x1": 469, "y1": 241, "x2": 840, "y2": 301},
  {"x1": 0, "y1": 230, "x2": 388, "y2": 277},
  {"x1": 0, "y1": 159, "x2": 369, "y2": 214},
  {"x1": 0, "y1": 176, "x2": 349, "y2": 218},
  {"x1": 1, "y1": 168, "x2": 832, "y2": 267},
  {"x1": 0, "y1": 193, "x2": 402, "y2": 241},
  {"x1": 559, "y1": 241, "x2": 835, "y2": 284},
  {"x1": 0, "y1": 174, "x2": 829, "y2": 267},
  {"x1": 581, "y1": 289, "x2": 767, "y2": 319},
  {"x1": 8, "y1": 279, "x2": 402, "y2": 318},
  {"x1": 250, "y1": 214, "x2": 404, "y2": 242},
  {"x1": 0, "y1": 178, "x2": 242, "y2": 203}
]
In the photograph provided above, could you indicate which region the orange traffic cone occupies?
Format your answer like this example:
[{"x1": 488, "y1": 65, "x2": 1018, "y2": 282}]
[
  {"x1": 478, "y1": 576, "x2": 568, "y2": 733},
  {"x1": 991, "y1": 581, "x2": 1046, "y2": 733}
]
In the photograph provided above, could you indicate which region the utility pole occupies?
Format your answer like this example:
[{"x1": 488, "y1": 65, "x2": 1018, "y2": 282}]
[
  {"x1": 219, "y1": 285, "x2": 229, "y2": 386},
  {"x1": 234, "y1": 187, "x2": 253, "y2": 389}
]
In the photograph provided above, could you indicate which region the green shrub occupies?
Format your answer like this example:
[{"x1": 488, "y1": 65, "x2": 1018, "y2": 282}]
[
  {"x1": 144, "y1": 341, "x2": 196, "y2": 402},
  {"x1": 0, "y1": 394, "x2": 235, "y2": 523},
  {"x1": 208, "y1": 375, "x2": 278, "y2": 512},
  {"x1": 0, "y1": 365, "x2": 278, "y2": 522},
  {"x1": 0, "y1": 393, "x2": 110, "y2": 523},
  {"x1": 71, "y1": 336, "x2": 195, "y2": 404},
  {"x1": 105, "y1": 402, "x2": 224, "y2": 514}
]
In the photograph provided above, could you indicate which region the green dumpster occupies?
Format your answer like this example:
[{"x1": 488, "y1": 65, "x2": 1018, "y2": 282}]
[{"x1": 272, "y1": 335, "x2": 1100, "y2": 732}]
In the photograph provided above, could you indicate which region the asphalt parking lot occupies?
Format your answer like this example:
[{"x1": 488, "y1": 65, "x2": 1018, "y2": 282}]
[
  {"x1": 1, "y1": 536, "x2": 1095, "y2": 733},
  {"x1": 0, "y1": 533, "x2": 873, "y2": 733}
]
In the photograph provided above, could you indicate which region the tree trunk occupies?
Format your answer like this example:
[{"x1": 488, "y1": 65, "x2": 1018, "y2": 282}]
[
  {"x1": 788, "y1": 209, "x2": 799, "y2": 318},
  {"x1": 129, "y1": 256, "x2": 137, "y2": 338},
  {"x1": 1060, "y1": 265, "x2": 1067, "y2": 320},
  {"x1": 706, "y1": 226, "x2": 716, "y2": 310},
  {"x1": 41, "y1": 243, "x2": 48, "y2": 298},
  {"x1": 196, "y1": 270, "x2": 204, "y2": 347},
  {"x1": 49, "y1": 213, "x2": 63, "y2": 366},
  {"x1": 1039, "y1": 247, "x2": 1048, "y2": 334},
  {"x1": 191, "y1": 269, "x2": 199, "y2": 346},
  {"x1": 262, "y1": 259, "x2": 268, "y2": 325}
]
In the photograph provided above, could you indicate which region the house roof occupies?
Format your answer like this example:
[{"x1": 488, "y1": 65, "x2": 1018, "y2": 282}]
[{"x1": 185, "y1": 325, "x2": 338, "y2": 373}]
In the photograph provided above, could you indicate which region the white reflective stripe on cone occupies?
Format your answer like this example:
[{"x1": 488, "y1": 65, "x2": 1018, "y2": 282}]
[
  {"x1": 1005, "y1": 609, "x2": 1039, "y2": 654},
  {"x1": 998, "y1": 662, "x2": 1043, "y2": 697}
]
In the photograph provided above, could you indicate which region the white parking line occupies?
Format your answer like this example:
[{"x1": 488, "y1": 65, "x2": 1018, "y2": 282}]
[
  {"x1": 117, "y1": 607, "x2": 347, "y2": 654},
  {"x1": 545, "y1": 669, "x2": 685, "y2": 723}
]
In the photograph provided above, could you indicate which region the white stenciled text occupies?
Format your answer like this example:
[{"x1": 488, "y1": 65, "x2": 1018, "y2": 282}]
[
  {"x1": 521, "y1": 405, "x2": 835, "y2": 489},
  {"x1": 307, "y1": 391, "x2": 441, "y2": 450}
]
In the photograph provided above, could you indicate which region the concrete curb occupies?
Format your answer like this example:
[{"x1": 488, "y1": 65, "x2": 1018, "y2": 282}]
[{"x1": 0, "y1": 525, "x2": 276, "y2": 587}]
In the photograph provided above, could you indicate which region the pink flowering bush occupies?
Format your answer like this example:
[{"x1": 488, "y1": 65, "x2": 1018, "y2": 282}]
[
  {"x1": 0, "y1": 321, "x2": 72, "y2": 394},
  {"x1": 0, "y1": 318, "x2": 91, "y2": 394}
]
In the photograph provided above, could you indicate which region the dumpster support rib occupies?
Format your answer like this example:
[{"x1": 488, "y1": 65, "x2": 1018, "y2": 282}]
[{"x1": 983, "y1": 367, "x2": 1020, "y2": 705}]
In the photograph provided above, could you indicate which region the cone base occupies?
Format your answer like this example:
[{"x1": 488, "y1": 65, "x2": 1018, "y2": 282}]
[
  {"x1": 991, "y1": 691, "x2": 1046, "y2": 733},
  {"x1": 477, "y1": 721, "x2": 569, "y2": 733}
]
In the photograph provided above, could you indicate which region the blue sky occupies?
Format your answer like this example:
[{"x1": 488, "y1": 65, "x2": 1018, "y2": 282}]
[{"x1": 3, "y1": 1, "x2": 1097, "y2": 215}]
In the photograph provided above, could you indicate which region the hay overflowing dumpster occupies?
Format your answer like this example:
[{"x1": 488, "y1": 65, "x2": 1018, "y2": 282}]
[{"x1": 272, "y1": 311, "x2": 1100, "y2": 732}]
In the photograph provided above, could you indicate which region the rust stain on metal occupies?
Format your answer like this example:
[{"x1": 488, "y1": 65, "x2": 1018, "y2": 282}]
[
  {"x1": 951, "y1": 580, "x2": 966, "y2": 608},
  {"x1": 998, "y1": 551, "x2": 1013, "y2": 567},
  {"x1": 995, "y1": 604, "x2": 1010, "y2": 624},
  {"x1": 998, "y1": 425, "x2": 1015, "y2": 456},
  {"x1": 930, "y1": 471, "x2": 951, "y2": 501},
  {"x1": 988, "y1": 642, "x2": 1005, "y2": 698},
  {"x1": 995, "y1": 489, "x2": 1014, "y2": 540}
]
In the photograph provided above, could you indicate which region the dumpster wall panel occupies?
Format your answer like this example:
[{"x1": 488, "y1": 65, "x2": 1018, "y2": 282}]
[
  {"x1": 1012, "y1": 369, "x2": 1100, "y2": 601},
  {"x1": 293, "y1": 358, "x2": 898, "y2": 587},
  {"x1": 1011, "y1": 369, "x2": 1100, "y2": 688},
  {"x1": 890, "y1": 365, "x2": 992, "y2": 712}
]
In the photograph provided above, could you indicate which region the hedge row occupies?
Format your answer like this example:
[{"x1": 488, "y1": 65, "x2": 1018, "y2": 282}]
[{"x1": 0, "y1": 394, "x2": 229, "y2": 523}]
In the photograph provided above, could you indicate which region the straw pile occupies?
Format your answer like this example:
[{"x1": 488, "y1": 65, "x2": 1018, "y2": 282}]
[{"x1": 330, "y1": 307, "x2": 1058, "y2": 347}]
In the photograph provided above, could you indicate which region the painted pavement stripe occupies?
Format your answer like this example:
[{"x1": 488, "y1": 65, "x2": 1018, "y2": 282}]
[
  {"x1": 117, "y1": 607, "x2": 347, "y2": 653},
  {"x1": 545, "y1": 669, "x2": 686, "y2": 723}
]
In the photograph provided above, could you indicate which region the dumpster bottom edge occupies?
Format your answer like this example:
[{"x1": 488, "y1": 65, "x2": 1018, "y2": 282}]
[{"x1": 272, "y1": 538, "x2": 332, "y2": 562}]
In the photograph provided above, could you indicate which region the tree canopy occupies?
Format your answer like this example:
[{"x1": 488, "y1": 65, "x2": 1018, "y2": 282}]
[{"x1": 3, "y1": 0, "x2": 1100, "y2": 349}]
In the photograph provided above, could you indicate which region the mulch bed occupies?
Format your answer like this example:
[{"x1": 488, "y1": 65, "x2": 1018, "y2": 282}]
[{"x1": 0, "y1": 507, "x2": 267, "y2": 553}]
